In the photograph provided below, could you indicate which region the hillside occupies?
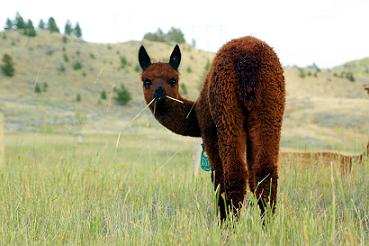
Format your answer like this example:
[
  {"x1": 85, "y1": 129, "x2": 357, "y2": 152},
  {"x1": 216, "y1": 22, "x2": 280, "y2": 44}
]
[{"x1": 0, "y1": 31, "x2": 368, "y2": 150}]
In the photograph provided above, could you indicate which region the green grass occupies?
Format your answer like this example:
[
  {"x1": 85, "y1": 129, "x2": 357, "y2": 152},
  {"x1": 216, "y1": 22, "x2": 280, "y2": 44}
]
[{"x1": 0, "y1": 132, "x2": 368, "y2": 244}]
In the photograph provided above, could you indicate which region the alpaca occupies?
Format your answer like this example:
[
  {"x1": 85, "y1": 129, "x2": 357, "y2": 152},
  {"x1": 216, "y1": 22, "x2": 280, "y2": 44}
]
[{"x1": 138, "y1": 36, "x2": 285, "y2": 220}]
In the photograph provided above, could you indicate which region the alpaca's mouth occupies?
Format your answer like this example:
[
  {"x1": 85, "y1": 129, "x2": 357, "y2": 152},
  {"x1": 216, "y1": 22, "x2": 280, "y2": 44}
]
[{"x1": 153, "y1": 86, "x2": 167, "y2": 102}]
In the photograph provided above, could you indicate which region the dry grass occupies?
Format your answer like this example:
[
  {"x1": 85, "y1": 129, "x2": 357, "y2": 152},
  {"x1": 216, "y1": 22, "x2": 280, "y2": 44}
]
[{"x1": 0, "y1": 132, "x2": 368, "y2": 244}]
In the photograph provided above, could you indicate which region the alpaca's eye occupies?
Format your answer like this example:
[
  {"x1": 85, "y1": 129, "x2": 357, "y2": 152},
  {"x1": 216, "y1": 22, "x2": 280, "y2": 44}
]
[
  {"x1": 143, "y1": 79, "x2": 152, "y2": 88},
  {"x1": 168, "y1": 78, "x2": 176, "y2": 86}
]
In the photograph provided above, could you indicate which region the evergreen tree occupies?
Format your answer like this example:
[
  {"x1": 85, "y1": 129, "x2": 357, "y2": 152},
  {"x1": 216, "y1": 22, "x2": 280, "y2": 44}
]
[
  {"x1": 64, "y1": 20, "x2": 72, "y2": 36},
  {"x1": 1, "y1": 54, "x2": 15, "y2": 77},
  {"x1": 47, "y1": 17, "x2": 60, "y2": 33},
  {"x1": 74, "y1": 22, "x2": 82, "y2": 38},
  {"x1": 15, "y1": 12, "x2": 26, "y2": 30},
  {"x1": 143, "y1": 28, "x2": 166, "y2": 42},
  {"x1": 38, "y1": 19, "x2": 45, "y2": 29},
  {"x1": 24, "y1": 20, "x2": 37, "y2": 37},
  {"x1": 143, "y1": 27, "x2": 186, "y2": 44},
  {"x1": 166, "y1": 27, "x2": 186, "y2": 43},
  {"x1": 5, "y1": 18, "x2": 13, "y2": 30}
]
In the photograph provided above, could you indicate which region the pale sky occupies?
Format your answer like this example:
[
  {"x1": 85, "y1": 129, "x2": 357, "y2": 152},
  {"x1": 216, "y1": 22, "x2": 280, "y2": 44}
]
[{"x1": 1, "y1": 0, "x2": 369, "y2": 68}]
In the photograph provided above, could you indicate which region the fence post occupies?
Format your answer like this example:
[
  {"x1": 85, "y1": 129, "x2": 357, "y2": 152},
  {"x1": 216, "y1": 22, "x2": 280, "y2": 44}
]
[{"x1": 0, "y1": 114, "x2": 4, "y2": 167}]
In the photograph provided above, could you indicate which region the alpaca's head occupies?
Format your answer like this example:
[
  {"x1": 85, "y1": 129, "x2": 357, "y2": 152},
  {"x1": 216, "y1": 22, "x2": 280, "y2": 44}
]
[{"x1": 138, "y1": 45, "x2": 181, "y2": 104}]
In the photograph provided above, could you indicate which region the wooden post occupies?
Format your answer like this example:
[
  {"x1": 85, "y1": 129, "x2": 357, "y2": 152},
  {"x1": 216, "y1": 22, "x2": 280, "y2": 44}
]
[
  {"x1": 0, "y1": 114, "x2": 4, "y2": 167},
  {"x1": 193, "y1": 141, "x2": 202, "y2": 176}
]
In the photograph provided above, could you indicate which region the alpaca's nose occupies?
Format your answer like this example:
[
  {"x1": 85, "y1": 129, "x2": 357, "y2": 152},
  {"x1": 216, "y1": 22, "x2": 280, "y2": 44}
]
[{"x1": 153, "y1": 85, "x2": 167, "y2": 102}]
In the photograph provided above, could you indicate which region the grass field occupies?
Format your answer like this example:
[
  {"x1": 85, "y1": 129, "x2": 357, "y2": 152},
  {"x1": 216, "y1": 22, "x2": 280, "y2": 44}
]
[{"x1": 0, "y1": 132, "x2": 368, "y2": 245}]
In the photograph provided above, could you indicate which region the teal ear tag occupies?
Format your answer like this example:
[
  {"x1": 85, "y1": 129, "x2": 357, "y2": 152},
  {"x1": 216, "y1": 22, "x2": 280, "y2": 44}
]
[{"x1": 200, "y1": 144, "x2": 212, "y2": 172}]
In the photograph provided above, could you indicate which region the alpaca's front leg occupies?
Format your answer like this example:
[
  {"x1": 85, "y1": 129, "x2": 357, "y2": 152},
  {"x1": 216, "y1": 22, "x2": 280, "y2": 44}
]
[{"x1": 202, "y1": 129, "x2": 227, "y2": 221}]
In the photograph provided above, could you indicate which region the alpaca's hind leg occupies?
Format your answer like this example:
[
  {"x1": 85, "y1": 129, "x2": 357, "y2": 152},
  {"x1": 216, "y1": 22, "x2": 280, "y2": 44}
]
[
  {"x1": 246, "y1": 118, "x2": 280, "y2": 216},
  {"x1": 216, "y1": 126, "x2": 247, "y2": 216},
  {"x1": 202, "y1": 129, "x2": 227, "y2": 220},
  {"x1": 253, "y1": 165, "x2": 278, "y2": 215}
]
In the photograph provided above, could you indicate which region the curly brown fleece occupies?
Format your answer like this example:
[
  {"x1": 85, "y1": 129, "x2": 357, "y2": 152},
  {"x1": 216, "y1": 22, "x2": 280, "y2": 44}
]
[{"x1": 139, "y1": 36, "x2": 285, "y2": 221}]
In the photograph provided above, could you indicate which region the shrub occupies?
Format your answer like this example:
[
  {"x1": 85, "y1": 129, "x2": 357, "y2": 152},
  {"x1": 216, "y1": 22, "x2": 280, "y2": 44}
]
[
  {"x1": 204, "y1": 59, "x2": 211, "y2": 71},
  {"x1": 73, "y1": 61, "x2": 82, "y2": 70},
  {"x1": 100, "y1": 90, "x2": 107, "y2": 100},
  {"x1": 134, "y1": 64, "x2": 140, "y2": 72},
  {"x1": 120, "y1": 56, "x2": 128, "y2": 68},
  {"x1": 57, "y1": 64, "x2": 65, "y2": 73},
  {"x1": 1, "y1": 54, "x2": 15, "y2": 77},
  {"x1": 180, "y1": 83, "x2": 188, "y2": 95},
  {"x1": 89, "y1": 53, "x2": 95, "y2": 59},
  {"x1": 63, "y1": 54, "x2": 69, "y2": 62},
  {"x1": 76, "y1": 94, "x2": 81, "y2": 102},
  {"x1": 46, "y1": 49, "x2": 54, "y2": 56},
  {"x1": 346, "y1": 72, "x2": 355, "y2": 82},
  {"x1": 43, "y1": 82, "x2": 48, "y2": 92},
  {"x1": 298, "y1": 67, "x2": 305, "y2": 78},
  {"x1": 34, "y1": 83, "x2": 41, "y2": 94},
  {"x1": 113, "y1": 84, "x2": 131, "y2": 105},
  {"x1": 186, "y1": 66, "x2": 192, "y2": 73}
]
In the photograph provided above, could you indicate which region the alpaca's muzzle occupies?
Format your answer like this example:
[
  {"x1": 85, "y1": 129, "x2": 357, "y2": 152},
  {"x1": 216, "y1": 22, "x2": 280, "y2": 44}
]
[{"x1": 153, "y1": 85, "x2": 167, "y2": 102}]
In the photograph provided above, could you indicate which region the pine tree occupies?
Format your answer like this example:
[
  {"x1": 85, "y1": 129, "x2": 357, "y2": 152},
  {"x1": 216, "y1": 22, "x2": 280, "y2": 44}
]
[
  {"x1": 38, "y1": 19, "x2": 45, "y2": 29},
  {"x1": 24, "y1": 20, "x2": 37, "y2": 37},
  {"x1": 47, "y1": 17, "x2": 60, "y2": 33},
  {"x1": 1, "y1": 54, "x2": 15, "y2": 77},
  {"x1": 15, "y1": 12, "x2": 26, "y2": 30},
  {"x1": 64, "y1": 20, "x2": 72, "y2": 36},
  {"x1": 166, "y1": 27, "x2": 186, "y2": 43},
  {"x1": 5, "y1": 18, "x2": 13, "y2": 30},
  {"x1": 74, "y1": 22, "x2": 82, "y2": 38}
]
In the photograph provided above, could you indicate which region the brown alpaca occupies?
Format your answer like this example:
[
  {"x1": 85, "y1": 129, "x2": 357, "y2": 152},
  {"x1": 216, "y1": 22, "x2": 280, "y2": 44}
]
[{"x1": 138, "y1": 36, "x2": 285, "y2": 220}]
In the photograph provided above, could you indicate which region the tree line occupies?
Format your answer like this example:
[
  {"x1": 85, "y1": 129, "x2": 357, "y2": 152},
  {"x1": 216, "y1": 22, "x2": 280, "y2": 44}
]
[
  {"x1": 143, "y1": 27, "x2": 186, "y2": 44},
  {"x1": 4, "y1": 12, "x2": 82, "y2": 38}
]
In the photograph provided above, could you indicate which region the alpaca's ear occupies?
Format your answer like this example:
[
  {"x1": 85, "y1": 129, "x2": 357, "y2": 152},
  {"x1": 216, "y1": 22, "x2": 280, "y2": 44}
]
[
  {"x1": 169, "y1": 45, "x2": 181, "y2": 70},
  {"x1": 138, "y1": 45, "x2": 151, "y2": 70}
]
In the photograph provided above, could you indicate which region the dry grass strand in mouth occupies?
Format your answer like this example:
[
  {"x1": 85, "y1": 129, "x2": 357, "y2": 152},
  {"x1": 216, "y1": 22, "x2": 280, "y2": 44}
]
[
  {"x1": 186, "y1": 103, "x2": 196, "y2": 119},
  {"x1": 153, "y1": 101, "x2": 157, "y2": 116},
  {"x1": 166, "y1": 95, "x2": 184, "y2": 104}
]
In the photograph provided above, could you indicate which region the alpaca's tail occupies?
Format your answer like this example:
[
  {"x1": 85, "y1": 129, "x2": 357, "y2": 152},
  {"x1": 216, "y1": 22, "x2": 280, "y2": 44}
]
[{"x1": 235, "y1": 53, "x2": 261, "y2": 110}]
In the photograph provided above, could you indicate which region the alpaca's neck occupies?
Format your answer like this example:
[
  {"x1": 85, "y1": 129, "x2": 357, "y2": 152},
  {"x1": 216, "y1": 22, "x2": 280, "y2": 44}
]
[{"x1": 149, "y1": 96, "x2": 201, "y2": 137}]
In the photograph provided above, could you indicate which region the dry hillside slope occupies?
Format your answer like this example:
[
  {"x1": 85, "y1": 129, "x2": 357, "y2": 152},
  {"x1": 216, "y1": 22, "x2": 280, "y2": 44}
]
[{"x1": 0, "y1": 31, "x2": 368, "y2": 151}]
